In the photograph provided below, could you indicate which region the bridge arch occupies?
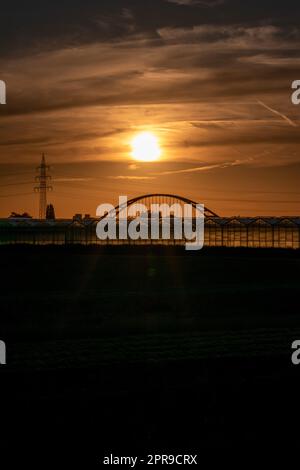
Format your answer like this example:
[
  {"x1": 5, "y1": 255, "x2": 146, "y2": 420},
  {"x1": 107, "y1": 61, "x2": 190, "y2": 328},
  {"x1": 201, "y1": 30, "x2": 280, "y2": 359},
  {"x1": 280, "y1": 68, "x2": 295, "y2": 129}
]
[{"x1": 114, "y1": 194, "x2": 218, "y2": 218}]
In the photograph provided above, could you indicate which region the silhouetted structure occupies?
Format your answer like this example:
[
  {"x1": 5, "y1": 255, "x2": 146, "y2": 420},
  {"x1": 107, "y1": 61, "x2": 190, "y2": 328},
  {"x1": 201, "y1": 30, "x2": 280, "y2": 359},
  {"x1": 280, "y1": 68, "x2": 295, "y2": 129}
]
[
  {"x1": 0, "y1": 216, "x2": 299, "y2": 248},
  {"x1": 46, "y1": 204, "x2": 55, "y2": 220},
  {"x1": 8, "y1": 212, "x2": 32, "y2": 219},
  {"x1": 34, "y1": 154, "x2": 52, "y2": 219},
  {"x1": 0, "y1": 192, "x2": 299, "y2": 249}
]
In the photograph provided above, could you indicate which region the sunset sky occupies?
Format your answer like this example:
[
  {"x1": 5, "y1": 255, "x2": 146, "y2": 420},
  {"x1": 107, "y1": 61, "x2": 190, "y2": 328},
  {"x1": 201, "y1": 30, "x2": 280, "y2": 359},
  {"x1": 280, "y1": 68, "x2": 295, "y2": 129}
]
[{"x1": 1, "y1": 0, "x2": 300, "y2": 217}]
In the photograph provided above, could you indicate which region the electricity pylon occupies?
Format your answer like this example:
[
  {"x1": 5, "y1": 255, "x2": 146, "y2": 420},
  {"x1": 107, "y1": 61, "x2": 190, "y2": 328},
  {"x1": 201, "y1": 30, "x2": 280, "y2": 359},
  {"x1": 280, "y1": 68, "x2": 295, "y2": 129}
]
[{"x1": 34, "y1": 154, "x2": 52, "y2": 219}]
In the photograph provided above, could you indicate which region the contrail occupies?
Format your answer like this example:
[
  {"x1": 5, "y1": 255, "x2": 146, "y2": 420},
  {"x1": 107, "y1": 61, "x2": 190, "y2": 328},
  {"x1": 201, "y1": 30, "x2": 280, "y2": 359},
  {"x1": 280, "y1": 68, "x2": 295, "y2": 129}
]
[
  {"x1": 257, "y1": 100, "x2": 297, "y2": 127},
  {"x1": 153, "y1": 160, "x2": 242, "y2": 176}
]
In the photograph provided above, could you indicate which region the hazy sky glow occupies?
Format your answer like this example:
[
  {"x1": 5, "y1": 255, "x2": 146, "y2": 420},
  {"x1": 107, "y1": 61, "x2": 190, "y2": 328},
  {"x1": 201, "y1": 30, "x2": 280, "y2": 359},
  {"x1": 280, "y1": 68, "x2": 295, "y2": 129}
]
[{"x1": 1, "y1": 0, "x2": 300, "y2": 217}]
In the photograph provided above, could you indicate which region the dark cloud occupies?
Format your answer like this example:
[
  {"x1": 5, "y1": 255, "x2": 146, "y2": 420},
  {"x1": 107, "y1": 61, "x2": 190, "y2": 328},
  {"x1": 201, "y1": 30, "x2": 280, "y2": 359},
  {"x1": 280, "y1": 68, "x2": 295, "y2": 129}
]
[
  {"x1": 1, "y1": 22, "x2": 300, "y2": 118},
  {"x1": 1, "y1": 0, "x2": 300, "y2": 59},
  {"x1": 166, "y1": 0, "x2": 225, "y2": 7}
]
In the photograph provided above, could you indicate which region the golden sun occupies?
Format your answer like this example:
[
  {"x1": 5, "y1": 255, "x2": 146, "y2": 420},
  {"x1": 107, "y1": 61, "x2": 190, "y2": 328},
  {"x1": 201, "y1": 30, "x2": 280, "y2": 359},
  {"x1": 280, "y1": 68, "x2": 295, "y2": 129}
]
[{"x1": 131, "y1": 132, "x2": 161, "y2": 162}]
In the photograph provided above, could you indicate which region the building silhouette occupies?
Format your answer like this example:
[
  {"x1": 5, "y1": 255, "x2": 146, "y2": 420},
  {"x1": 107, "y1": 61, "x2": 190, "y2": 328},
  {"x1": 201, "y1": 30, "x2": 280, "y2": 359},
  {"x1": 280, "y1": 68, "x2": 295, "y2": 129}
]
[{"x1": 46, "y1": 204, "x2": 55, "y2": 220}]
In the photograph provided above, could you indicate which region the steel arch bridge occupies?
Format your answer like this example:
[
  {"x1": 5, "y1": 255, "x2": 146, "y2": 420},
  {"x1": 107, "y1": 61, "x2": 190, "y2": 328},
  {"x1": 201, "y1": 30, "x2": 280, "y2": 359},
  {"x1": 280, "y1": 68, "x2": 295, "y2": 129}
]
[{"x1": 113, "y1": 194, "x2": 218, "y2": 218}]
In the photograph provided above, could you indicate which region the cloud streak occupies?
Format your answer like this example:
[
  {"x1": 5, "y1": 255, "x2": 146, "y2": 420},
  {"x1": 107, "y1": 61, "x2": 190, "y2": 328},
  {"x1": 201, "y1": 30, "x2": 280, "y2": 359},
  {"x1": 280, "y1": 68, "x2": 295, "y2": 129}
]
[
  {"x1": 152, "y1": 159, "x2": 244, "y2": 175},
  {"x1": 257, "y1": 100, "x2": 298, "y2": 128},
  {"x1": 108, "y1": 175, "x2": 156, "y2": 180}
]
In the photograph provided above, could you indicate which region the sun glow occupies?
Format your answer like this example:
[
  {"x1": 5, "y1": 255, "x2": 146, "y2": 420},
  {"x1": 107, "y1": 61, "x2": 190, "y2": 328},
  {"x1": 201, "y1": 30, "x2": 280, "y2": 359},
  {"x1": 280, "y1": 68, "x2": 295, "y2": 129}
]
[{"x1": 131, "y1": 132, "x2": 161, "y2": 162}]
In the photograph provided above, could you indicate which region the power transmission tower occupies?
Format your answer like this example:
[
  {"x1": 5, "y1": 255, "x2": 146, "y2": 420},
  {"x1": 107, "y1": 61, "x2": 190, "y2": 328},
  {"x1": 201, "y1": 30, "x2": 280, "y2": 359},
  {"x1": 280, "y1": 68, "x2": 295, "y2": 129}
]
[{"x1": 34, "y1": 154, "x2": 52, "y2": 219}]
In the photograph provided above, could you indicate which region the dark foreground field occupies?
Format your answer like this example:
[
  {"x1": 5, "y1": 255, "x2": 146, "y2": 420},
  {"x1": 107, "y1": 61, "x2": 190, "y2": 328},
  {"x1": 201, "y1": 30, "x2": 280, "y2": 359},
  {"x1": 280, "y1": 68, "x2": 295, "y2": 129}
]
[{"x1": 1, "y1": 246, "x2": 300, "y2": 466}]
